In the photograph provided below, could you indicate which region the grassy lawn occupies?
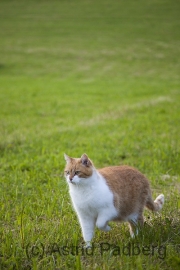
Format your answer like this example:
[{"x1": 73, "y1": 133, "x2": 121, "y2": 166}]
[{"x1": 0, "y1": 0, "x2": 180, "y2": 269}]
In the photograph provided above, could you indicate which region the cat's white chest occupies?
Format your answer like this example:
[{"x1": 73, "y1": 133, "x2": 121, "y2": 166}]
[{"x1": 68, "y1": 171, "x2": 118, "y2": 219}]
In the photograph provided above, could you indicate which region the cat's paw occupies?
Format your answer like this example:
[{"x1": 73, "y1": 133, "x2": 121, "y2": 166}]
[
  {"x1": 104, "y1": 225, "x2": 111, "y2": 232},
  {"x1": 99, "y1": 225, "x2": 111, "y2": 232},
  {"x1": 84, "y1": 241, "x2": 92, "y2": 248},
  {"x1": 130, "y1": 228, "x2": 138, "y2": 238},
  {"x1": 96, "y1": 219, "x2": 111, "y2": 232}
]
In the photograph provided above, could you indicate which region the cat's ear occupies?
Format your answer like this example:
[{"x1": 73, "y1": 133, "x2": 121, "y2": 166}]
[
  {"x1": 64, "y1": 153, "x2": 72, "y2": 163},
  {"x1": 81, "y1": 153, "x2": 91, "y2": 167}
]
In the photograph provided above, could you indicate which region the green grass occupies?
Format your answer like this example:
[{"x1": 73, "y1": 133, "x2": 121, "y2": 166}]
[{"x1": 0, "y1": 0, "x2": 180, "y2": 269}]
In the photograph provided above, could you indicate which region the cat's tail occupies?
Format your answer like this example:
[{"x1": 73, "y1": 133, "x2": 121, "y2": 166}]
[{"x1": 146, "y1": 194, "x2": 164, "y2": 212}]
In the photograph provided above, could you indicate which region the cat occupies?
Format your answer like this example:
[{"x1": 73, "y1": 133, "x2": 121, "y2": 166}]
[{"x1": 64, "y1": 153, "x2": 164, "y2": 247}]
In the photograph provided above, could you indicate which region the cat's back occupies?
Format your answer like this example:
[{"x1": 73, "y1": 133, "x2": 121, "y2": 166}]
[{"x1": 98, "y1": 165, "x2": 150, "y2": 192}]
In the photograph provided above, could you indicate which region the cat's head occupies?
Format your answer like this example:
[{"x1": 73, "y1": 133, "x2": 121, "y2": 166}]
[{"x1": 64, "y1": 153, "x2": 94, "y2": 185}]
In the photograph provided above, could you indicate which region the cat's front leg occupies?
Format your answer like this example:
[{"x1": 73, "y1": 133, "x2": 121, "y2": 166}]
[
  {"x1": 78, "y1": 215, "x2": 95, "y2": 246},
  {"x1": 96, "y1": 215, "x2": 111, "y2": 232}
]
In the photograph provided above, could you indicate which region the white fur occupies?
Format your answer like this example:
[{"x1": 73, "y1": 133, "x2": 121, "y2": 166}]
[
  {"x1": 154, "y1": 194, "x2": 165, "y2": 210},
  {"x1": 65, "y1": 169, "x2": 118, "y2": 245},
  {"x1": 127, "y1": 213, "x2": 139, "y2": 223}
]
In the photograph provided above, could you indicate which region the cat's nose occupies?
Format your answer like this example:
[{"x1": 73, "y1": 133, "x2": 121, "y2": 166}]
[{"x1": 69, "y1": 177, "x2": 73, "y2": 182}]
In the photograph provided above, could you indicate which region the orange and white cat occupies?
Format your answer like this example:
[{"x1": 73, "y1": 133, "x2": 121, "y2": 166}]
[{"x1": 64, "y1": 153, "x2": 164, "y2": 246}]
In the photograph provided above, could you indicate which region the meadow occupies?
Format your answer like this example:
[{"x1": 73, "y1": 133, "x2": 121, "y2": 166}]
[{"x1": 0, "y1": 0, "x2": 180, "y2": 269}]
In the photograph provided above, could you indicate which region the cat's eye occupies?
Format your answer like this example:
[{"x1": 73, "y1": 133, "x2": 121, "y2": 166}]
[
  {"x1": 75, "y1": 171, "x2": 80, "y2": 175},
  {"x1": 65, "y1": 171, "x2": 70, "y2": 175}
]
